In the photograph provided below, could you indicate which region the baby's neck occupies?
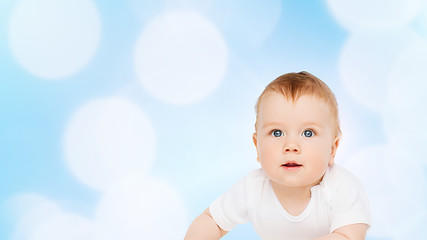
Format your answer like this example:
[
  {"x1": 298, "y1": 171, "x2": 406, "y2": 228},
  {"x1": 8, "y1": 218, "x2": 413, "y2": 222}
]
[
  {"x1": 271, "y1": 181, "x2": 313, "y2": 201},
  {"x1": 271, "y1": 181, "x2": 317, "y2": 216}
]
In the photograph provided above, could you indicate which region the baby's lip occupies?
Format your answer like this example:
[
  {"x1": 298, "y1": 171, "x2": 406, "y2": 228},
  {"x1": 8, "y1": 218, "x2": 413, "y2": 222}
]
[{"x1": 281, "y1": 161, "x2": 303, "y2": 167}]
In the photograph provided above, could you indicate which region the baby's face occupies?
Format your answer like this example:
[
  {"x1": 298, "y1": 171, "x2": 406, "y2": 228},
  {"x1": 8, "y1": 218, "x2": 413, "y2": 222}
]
[{"x1": 253, "y1": 92, "x2": 339, "y2": 189}]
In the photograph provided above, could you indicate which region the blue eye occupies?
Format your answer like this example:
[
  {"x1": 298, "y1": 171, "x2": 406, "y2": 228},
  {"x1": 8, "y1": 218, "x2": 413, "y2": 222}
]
[
  {"x1": 303, "y1": 129, "x2": 314, "y2": 137},
  {"x1": 271, "y1": 129, "x2": 283, "y2": 137}
]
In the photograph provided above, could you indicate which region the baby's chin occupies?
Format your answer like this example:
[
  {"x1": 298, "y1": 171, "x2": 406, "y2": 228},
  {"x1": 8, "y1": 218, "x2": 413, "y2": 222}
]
[{"x1": 268, "y1": 171, "x2": 327, "y2": 189}]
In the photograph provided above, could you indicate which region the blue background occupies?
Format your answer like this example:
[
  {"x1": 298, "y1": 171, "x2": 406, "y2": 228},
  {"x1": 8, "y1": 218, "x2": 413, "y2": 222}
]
[{"x1": 1, "y1": 0, "x2": 427, "y2": 239}]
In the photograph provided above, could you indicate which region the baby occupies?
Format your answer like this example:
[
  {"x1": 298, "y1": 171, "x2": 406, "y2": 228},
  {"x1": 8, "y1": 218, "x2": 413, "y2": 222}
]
[{"x1": 185, "y1": 71, "x2": 371, "y2": 240}]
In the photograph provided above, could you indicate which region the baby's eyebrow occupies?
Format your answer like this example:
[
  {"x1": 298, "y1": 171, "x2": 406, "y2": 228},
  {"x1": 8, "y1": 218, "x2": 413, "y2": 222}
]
[
  {"x1": 261, "y1": 121, "x2": 324, "y2": 130},
  {"x1": 261, "y1": 122, "x2": 282, "y2": 129},
  {"x1": 302, "y1": 122, "x2": 323, "y2": 128}
]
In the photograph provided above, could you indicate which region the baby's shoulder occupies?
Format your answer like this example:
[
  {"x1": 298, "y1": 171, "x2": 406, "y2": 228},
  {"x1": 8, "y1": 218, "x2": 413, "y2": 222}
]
[
  {"x1": 245, "y1": 168, "x2": 269, "y2": 185},
  {"x1": 324, "y1": 164, "x2": 360, "y2": 185},
  {"x1": 321, "y1": 164, "x2": 364, "y2": 196},
  {"x1": 240, "y1": 168, "x2": 270, "y2": 198},
  {"x1": 242, "y1": 169, "x2": 271, "y2": 208}
]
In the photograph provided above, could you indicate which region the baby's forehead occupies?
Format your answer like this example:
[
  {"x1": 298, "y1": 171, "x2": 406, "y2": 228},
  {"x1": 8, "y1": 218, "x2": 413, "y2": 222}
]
[
  {"x1": 261, "y1": 92, "x2": 330, "y2": 107},
  {"x1": 259, "y1": 92, "x2": 335, "y2": 122}
]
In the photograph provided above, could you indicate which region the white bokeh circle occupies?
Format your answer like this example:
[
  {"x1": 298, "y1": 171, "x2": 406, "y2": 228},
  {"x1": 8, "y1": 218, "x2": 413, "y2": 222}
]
[
  {"x1": 125, "y1": 0, "x2": 165, "y2": 22},
  {"x1": 382, "y1": 109, "x2": 427, "y2": 166},
  {"x1": 95, "y1": 175, "x2": 188, "y2": 240},
  {"x1": 208, "y1": 0, "x2": 282, "y2": 47},
  {"x1": 8, "y1": 0, "x2": 101, "y2": 79},
  {"x1": 384, "y1": 144, "x2": 427, "y2": 208},
  {"x1": 393, "y1": 211, "x2": 427, "y2": 240},
  {"x1": 388, "y1": 38, "x2": 427, "y2": 115},
  {"x1": 413, "y1": 5, "x2": 427, "y2": 38},
  {"x1": 333, "y1": 103, "x2": 367, "y2": 165},
  {"x1": 383, "y1": 38, "x2": 427, "y2": 163},
  {"x1": 367, "y1": 192, "x2": 419, "y2": 239},
  {"x1": 31, "y1": 213, "x2": 96, "y2": 240},
  {"x1": 326, "y1": 0, "x2": 421, "y2": 32},
  {"x1": 341, "y1": 145, "x2": 391, "y2": 197},
  {"x1": 64, "y1": 97, "x2": 156, "y2": 191},
  {"x1": 342, "y1": 145, "x2": 420, "y2": 238},
  {"x1": 134, "y1": 10, "x2": 228, "y2": 105},
  {"x1": 339, "y1": 30, "x2": 421, "y2": 112},
  {"x1": 7, "y1": 194, "x2": 63, "y2": 240}
]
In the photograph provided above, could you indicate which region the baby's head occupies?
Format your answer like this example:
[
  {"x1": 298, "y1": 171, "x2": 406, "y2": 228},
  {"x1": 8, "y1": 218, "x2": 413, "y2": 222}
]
[
  {"x1": 255, "y1": 71, "x2": 341, "y2": 138},
  {"x1": 253, "y1": 71, "x2": 341, "y2": 188}
]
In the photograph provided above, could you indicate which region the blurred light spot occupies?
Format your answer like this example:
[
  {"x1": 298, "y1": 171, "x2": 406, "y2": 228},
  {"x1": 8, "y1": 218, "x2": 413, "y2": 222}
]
[
  {"x1": 189, "y1": 115, "x2": 259, "y2": 187},
  {"x1": 125, "y1": 0, "x2": 165, "y2": 22},
  {"x1": 134, "y1": 10, "x2": 228, "y2": 105},
  {"x1": 31, "y1": 213, "x2": 96, "y2": 240},
  {"x1": 326, "y1": 0, "x2": 421, "y2": 33},
  {"x1": 383, "y1": 38, "x2": 427, "y2": 166},
  {"x1": 388, "y1": 38, "x2": 427, "y2": 115},
  {"x1": 334, "y1": 103, "x2": 366, "y2": 163},
  {"x1": 8, "y1": 0, "x2": 101, "y2": 79},
  {"x1": 367, "y1": 193, "x2": 417, "y2": 238},
  {"x1": 343, "y1": 145, "x2": 421, "y2": 238},
  {"x1": 341, "y1": 145, "x2": 391, "y2": 197},
  {"x1": 205, "y1": 0, "x2": 281, "y2": 47},
  {"x1": 64, "y1": 97, "x2": 156, "y2": 191},
  {"x1": 393, "y1": 211, "x2": 427, "y2": 240},
  {"x1": 95, "y1": 176, "x2": 188, "y2": 240},
  {"x1": 384, "y1": 144, "x2": 427, "y2": 208},
  {"x1": 7, "y1": 194, "x2": 62, "y2": 240},
  {"x1": 339, "y1": 29, "x2": 421, "y2": 112},
  {"x1": 382, "y1": 110, "x2": 427, "y2": 166},
  {"x1": 412, "y1": 4, "x2": 427, "y2": 39}
]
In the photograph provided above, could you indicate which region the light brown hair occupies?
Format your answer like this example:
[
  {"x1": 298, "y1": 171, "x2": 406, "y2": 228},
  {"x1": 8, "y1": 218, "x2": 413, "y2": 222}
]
[{"x1": 255, "y1": 71, "x2": 341, "y2": 137}]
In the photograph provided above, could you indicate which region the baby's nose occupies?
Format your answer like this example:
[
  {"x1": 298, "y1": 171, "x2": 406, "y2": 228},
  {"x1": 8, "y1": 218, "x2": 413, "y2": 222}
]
[{"x1": 283, "y1": 144, "x2": 300, "y2": 153}]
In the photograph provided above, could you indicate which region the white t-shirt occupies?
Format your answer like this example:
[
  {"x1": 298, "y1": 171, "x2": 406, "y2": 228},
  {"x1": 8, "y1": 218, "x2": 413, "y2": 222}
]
[{"x1": 209, "y1": 164, "x2": 371, "y2": 240}]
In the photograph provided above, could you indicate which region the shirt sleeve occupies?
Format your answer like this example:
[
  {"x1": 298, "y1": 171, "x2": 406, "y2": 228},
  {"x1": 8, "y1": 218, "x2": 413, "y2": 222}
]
[
  {"x1": 209, "y1": 175, "x2": 250, "y2": 231},
  {"x1": 329, "y1": 174, "x2": 372, "y2": 233}
]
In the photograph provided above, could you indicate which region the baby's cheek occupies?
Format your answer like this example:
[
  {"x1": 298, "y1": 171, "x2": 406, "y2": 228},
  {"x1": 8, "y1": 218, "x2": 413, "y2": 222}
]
[{"x1": 313, "y1": 145, "x2": 331, "y2": 161}]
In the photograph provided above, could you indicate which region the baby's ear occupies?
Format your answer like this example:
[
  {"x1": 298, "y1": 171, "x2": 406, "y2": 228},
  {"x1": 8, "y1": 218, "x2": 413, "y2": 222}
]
[
  {"x1": 329, "y1": 136, "x2": 340, "y2": 166},
  {"x1": 252, "y1": 133, "x2": 260, "y2": 162}
]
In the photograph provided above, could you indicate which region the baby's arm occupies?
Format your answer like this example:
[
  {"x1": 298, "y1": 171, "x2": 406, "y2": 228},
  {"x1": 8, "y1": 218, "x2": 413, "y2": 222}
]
[
  {"x1": 184, "y1": 208, "x2": 229, "y2": 240},
  {"x1": 315, "y1": 223, "x2": 368, "y2": 240}
]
